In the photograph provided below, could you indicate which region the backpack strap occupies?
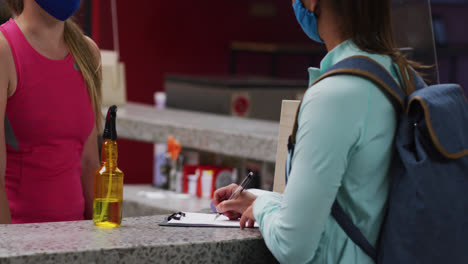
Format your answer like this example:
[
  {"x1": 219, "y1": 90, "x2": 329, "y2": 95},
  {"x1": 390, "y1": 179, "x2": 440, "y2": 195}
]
[
  {"x1": 331, "y1": 201, "x2": 378, "y2": 262},
  {"x1": 318, "y1": 55, "x2": 406, "y2": 110},
  {"x1": 291, "y1": 55, "x2": 405, "y2": 144}
]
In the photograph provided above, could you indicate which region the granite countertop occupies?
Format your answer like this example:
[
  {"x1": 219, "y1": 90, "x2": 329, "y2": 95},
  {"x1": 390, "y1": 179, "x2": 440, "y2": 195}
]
[
  {"x1": 0, "y1": 215, "x2": 276, "y2": 264},
  {"x1": 103, "y1": 103, "x2": 279, "y2": 162}
]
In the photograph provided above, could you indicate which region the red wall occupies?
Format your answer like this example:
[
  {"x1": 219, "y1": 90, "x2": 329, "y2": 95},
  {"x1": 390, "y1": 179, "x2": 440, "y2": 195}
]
[
  {"x1": 94, "y1": 0, "x2": 318, "y2": 183},
  {"x1": 97, "y1": 1, "x2": 314, "y2": 102}
]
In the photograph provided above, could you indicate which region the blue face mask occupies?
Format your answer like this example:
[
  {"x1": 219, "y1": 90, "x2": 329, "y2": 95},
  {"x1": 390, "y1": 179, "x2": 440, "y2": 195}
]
[
  {"x1": 292, "y1": 0, "x2": 324, "y2": 44},
  {"x1": 35, "y1": 0, "x2": 81, "y2": 21}
]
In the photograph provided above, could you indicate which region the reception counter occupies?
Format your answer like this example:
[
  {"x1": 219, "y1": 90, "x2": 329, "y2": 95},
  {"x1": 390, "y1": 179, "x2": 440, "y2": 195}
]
[
  {"x1": 0, "y1": 186, "x2": 277, "y2": 263},
  {"x1": 0, "y1": 215, "x2": 276, "y2": 263}
]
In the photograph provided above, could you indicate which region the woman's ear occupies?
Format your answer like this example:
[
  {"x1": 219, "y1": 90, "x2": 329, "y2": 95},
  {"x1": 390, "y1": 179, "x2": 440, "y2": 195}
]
[
  {"x1": 292, "y1": 0, "x2": 319, "y2": 13},
  {"x1": 310, "y1": 0, "x2": 319, "y2": 12}
]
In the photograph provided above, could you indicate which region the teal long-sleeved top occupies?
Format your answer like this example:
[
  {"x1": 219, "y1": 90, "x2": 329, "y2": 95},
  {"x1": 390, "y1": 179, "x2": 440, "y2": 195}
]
[{"x1": 253, "y1": 40, "x2": 401, "y2": 264}]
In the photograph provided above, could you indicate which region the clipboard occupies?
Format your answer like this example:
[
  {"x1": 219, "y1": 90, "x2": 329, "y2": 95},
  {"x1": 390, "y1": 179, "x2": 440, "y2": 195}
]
[
  {"x1": 273, "y1": 100, "x2": 301, "y2": 193},
  {"x1": 159, "y1": 212, "x2": 259, "y2": 228}
]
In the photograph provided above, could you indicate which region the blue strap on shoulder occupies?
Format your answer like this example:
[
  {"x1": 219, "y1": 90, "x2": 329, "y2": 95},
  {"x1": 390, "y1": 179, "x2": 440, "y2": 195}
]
[{"x1": 317, "y1": 55, "x2": 407, "y2": 112}]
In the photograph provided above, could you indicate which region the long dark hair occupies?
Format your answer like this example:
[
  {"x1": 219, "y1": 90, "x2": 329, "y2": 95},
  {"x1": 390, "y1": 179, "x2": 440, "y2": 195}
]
[{"x1": 329, "y1": 0, "x2": 422, "y2": 94}]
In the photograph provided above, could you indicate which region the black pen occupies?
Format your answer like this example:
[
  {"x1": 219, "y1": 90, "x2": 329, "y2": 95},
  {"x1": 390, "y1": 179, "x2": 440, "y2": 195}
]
[{"x1": 214, "y1": 172, "x2": 254, "y2": 221}]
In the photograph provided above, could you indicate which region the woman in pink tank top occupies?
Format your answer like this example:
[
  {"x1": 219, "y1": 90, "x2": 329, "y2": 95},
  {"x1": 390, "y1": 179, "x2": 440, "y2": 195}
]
[{"x1": 0, "y1": 0, "x2": 101, "y2": 224}]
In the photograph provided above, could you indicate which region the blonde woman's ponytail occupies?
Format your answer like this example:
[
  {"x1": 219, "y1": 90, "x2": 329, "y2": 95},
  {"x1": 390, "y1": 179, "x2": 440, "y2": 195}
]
[{"x1": 64, "y1": 20, "x2": 102, "y2": 131}]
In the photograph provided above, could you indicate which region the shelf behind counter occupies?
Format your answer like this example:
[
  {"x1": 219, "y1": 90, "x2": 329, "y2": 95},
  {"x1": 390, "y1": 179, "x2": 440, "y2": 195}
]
[{"x1": 103, "y1": 103, "x2": 280, "y2": 163}]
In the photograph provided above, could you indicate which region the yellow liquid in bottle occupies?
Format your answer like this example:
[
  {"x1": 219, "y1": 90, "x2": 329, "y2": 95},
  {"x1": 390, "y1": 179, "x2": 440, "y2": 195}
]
[
  {"x1": 93, "y1": 198, "x2": 122, "y2": 227},
  {"x1": 93, "y1": 139, "x2": 124, "y2": 227}
]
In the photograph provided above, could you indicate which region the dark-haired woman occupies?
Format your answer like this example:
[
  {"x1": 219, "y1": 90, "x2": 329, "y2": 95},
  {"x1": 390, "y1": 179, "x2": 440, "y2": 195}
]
[{"x1": 213, "y1": 0, "x2": 417, "y2": 263}]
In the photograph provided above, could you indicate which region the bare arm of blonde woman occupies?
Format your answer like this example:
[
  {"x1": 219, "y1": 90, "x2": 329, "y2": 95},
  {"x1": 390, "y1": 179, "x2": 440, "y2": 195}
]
[
  {"x1": 80, "y1": 36, "x2": 102, "y2": 220},
  {"x1": 81, "y1": 125, "x2": 100, "y2": 220},
  {"x1": 0, "y1": 32, "x2": 13, "y2": 224}
]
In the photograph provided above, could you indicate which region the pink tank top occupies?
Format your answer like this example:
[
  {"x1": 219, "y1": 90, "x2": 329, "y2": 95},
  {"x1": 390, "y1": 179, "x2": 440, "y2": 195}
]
[{"x1": 0, "y1": 19, "x2": 94, "y2": 223}]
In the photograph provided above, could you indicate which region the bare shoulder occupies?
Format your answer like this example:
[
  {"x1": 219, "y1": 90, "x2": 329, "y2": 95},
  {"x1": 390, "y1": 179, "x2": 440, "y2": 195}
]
[
  {"x1": 0, "y1": 31, "x2": 12, "y2": 64},
  {"x1": 84, "y1": 36, "x2": 101, "y2": 62},
  {"x1": 0, "y1": 31, "x2": 14, "y2": 80},
  {"x1": 0, "y1": 31, "x2": 12, "y2": 99}
]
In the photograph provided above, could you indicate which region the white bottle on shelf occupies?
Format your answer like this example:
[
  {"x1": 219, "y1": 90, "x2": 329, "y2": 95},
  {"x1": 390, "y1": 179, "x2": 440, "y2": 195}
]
[
  {"x1": 154, "y1": 92, "x2": 166, "y2": 109},
  {"x1": 201, "y1": 170, "x2": 214, "y2": 199},
  {"x1": 153, "y1": 91, "x2": 168, "y2": 187}
]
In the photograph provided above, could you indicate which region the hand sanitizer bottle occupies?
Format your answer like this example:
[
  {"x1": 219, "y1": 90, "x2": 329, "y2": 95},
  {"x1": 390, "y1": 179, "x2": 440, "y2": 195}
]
[{"x1": 93, "y1": 105, "x2": 124, "y2": 227}]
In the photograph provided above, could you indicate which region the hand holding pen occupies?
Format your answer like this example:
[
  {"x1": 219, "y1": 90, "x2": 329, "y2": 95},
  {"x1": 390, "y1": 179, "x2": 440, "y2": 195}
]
[{"x1": 212, "y1": 172, "x2": 257, "y2": 222}]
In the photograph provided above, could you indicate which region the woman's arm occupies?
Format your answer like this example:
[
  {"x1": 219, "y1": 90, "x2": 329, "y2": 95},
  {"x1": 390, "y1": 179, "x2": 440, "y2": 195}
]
[
  {"x1": 81, "y1": 36, "x2": 101, "y2": 220},
  {"x1": 81, "y1": 125, "x2": 99, "y2": 220},
  {"x1": 252, "y1": 76, "x2": 371, "y2": 263},
  {"x1": 0, "y1": 33, "x2": 12, "y2": 224}
]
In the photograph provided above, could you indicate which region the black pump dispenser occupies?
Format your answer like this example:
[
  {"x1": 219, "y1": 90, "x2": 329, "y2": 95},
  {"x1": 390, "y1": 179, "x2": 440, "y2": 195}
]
[{"x1": 103, "y1": 105, "x2": 117, "y2": 140}]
